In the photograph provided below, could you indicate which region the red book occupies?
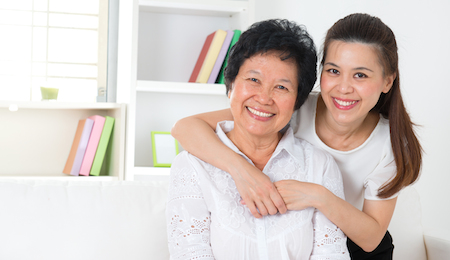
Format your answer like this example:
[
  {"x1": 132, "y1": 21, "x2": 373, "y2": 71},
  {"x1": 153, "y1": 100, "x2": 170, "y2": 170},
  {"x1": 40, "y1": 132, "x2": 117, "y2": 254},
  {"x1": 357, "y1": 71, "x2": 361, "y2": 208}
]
[{"x1": 189, "y1": 31, "x2": 216, "y2": 83}]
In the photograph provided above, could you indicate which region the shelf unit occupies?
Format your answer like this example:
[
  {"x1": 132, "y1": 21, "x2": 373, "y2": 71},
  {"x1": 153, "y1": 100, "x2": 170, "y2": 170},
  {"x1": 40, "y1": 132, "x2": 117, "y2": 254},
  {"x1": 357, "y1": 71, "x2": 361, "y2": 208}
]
[
  {"x1": 0, "y1": 101, "x2": 126, "y2": 180},
  {"x1": 117, "y1": 0, "x2": 254, "y2": 180}
]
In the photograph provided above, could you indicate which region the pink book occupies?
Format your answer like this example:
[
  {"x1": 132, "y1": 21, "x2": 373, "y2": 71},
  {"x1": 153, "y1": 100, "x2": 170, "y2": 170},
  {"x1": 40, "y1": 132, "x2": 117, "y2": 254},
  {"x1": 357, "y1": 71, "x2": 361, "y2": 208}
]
[
  {"x1": 207, "y1": 30, "x2": 234, "y2": 84},
  {"x1": 79, "y1": 115, "x2": 106, "y2": 176},
  {"x1": 70, "y1": 118, "x2": 94, "y2": 176}
]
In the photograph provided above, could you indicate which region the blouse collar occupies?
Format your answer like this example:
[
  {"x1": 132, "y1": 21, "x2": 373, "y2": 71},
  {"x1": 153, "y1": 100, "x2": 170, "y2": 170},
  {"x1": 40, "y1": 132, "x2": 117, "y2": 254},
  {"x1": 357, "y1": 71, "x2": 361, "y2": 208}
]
[{"x1": 215, "y1": 121, "x2": 303, "y2": 166}]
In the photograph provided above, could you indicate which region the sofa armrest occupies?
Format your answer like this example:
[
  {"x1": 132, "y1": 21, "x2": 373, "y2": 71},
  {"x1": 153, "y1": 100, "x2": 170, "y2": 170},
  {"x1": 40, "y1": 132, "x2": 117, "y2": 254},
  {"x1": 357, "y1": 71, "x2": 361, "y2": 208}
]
[{"x1": 424, "y1": 235, "x2": 450, "y2": 260}]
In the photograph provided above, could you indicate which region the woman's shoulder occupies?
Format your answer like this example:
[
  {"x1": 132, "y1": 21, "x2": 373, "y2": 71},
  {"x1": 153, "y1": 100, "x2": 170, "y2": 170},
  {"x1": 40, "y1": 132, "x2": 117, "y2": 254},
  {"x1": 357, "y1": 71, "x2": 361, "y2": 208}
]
[
  {"x1": 370, "y1": 116, "x2": 391, "y2": 144},
  {"x1": 291, "y1": 135, "x2": 334, "y2": 164}
]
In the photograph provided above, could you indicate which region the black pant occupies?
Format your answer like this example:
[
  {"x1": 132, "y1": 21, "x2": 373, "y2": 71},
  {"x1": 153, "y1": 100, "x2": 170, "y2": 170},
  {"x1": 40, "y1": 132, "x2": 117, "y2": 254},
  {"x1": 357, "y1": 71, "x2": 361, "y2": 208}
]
[{"x1": 347, "y1": 231, "x2": 394, "y2": 260}]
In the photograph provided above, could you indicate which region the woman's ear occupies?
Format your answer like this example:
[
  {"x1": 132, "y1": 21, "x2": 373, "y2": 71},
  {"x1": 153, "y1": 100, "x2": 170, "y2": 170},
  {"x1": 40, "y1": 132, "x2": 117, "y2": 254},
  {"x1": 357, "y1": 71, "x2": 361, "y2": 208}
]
[
  {"x1": 227, "y1": 83, "x2": 234, "y2": 98},
  {"x1": 382, "y1": 73, "x2": 396, "y2": 93}
]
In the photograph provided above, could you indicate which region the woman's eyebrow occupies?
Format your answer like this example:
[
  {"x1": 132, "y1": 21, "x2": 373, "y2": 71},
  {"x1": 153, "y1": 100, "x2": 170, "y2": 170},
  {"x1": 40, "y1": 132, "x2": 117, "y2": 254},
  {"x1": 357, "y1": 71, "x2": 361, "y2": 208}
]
[
  {"x1": 324, "y1": 62, "x2": 339, "y2": 68},
  {"x1": 354, "y1": 67, "x2": 374, "y2": 72},
  {"x1": 324, "y1": 62, "x2": 374, "y2": 72},
  {"x1": 247, "y1": 69, "x2": 261, "y2": 75}
]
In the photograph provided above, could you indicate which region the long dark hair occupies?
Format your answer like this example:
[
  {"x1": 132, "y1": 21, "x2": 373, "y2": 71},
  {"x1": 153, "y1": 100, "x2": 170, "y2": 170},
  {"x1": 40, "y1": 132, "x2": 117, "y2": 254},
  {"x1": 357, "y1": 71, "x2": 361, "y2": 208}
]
[{"x1": 321, "y1": 13, "x2": 422, "y2": 198}]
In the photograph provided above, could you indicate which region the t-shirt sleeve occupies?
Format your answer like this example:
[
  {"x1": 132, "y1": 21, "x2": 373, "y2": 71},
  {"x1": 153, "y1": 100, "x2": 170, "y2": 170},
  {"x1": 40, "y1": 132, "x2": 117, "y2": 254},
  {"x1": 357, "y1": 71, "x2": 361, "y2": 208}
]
[{"x1": 363, "y1": 137, "x2": 399, "y2": 200}]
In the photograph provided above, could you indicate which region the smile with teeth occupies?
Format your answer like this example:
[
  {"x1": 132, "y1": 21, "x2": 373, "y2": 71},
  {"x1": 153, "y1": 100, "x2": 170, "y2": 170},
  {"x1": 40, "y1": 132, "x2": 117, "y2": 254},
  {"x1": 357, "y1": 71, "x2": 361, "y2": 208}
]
[
  {"x1": 247, "y1": 107, "x2": 274, "y2": 118},
  {"x1": 333, "y1": 98, "x2": 358, "y2": 107}
]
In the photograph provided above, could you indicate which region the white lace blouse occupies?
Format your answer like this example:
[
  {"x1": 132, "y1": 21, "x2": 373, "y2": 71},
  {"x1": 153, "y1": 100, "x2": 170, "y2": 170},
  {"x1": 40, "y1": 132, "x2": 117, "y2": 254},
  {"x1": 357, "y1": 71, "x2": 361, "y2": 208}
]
[{"x1": 166, "y1": 121, "x2": 349, "y2": 260}]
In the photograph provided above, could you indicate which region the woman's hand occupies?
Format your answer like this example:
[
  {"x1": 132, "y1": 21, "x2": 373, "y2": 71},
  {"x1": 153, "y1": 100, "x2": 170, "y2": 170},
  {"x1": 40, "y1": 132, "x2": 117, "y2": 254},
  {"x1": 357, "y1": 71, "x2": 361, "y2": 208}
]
[
  {"x1": 233, "y1": 160, "x2": 287, "y2": 218},
  {"x1": 274, "y1": 180, "x2": 325, "y2": 211}
]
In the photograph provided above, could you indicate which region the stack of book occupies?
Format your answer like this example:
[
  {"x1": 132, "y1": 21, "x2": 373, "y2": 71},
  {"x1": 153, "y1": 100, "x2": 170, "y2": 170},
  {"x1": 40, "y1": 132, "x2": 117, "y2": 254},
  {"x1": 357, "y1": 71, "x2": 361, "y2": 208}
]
[
  {"x1": 63, "y1": 115, "x2": 115, "y2": 176},
  {"x1": 189, "y1": 29, "x2": 242, "y2": 84}
]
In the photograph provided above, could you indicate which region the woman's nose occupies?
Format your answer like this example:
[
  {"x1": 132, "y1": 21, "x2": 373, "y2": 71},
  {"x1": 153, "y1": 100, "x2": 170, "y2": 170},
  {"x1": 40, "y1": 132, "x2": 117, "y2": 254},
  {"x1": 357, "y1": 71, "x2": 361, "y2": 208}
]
[
  {"x1": 255, "y1": 87, "x2": 273, "y2": 104},
  {"x1": 337, "y1": 76, "x2": 354, "y2": 94}
]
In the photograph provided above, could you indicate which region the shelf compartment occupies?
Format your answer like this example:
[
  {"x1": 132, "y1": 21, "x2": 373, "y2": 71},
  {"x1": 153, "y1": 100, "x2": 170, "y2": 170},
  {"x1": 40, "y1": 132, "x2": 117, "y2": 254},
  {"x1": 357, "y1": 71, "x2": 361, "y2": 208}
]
[
  {"x1": 137, "y1": 1, "x2": 252, "y2": 82},
  {"x1": 139, "y1": 0, "x2": 249, "y2": 17},
  {"x1": 133, "y1": 88, "x2": 229, "y2": 168},
  {"x1": 0, "y1": 103, "x2": 126, "y2": 179}
]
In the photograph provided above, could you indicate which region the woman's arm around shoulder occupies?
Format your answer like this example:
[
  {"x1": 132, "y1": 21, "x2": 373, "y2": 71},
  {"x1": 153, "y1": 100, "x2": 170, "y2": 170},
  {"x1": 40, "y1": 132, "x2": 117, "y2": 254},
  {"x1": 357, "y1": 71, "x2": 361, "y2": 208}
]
[
  {"x1": 275, "y1": 150, "x2": 397, "y2": 252},
  {"x1": 315, "y1": 153, "x2": 398, "y2": 252},
  {"x1": 171, "y1": 109, "x2": 287, "y2": 218}
]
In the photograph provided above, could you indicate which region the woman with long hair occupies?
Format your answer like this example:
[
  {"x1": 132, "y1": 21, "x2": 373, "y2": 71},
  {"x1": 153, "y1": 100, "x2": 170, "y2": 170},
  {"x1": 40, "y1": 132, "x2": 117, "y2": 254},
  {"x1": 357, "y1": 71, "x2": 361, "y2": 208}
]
[{"x1": 171, "y1": 13, "x2": 422, "y2": 259}]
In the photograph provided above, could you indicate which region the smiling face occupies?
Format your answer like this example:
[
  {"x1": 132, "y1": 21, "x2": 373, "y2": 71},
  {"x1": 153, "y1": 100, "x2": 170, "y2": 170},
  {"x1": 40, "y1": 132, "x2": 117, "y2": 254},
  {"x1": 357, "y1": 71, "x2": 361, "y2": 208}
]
[
  {"x1": 320, "y1": 40, "x2": 395, "y2": 126},
  {"x1": 228, "y1": 51, "x2": 298, "y2": 139}
]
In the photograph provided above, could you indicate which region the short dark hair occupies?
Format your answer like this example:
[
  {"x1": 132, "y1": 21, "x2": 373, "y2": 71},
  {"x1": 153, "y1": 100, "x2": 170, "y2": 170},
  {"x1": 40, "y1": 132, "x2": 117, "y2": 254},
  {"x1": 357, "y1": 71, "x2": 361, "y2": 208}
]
[{"x1": 224, "y1": 19, "x2": 317, "y2": 110}]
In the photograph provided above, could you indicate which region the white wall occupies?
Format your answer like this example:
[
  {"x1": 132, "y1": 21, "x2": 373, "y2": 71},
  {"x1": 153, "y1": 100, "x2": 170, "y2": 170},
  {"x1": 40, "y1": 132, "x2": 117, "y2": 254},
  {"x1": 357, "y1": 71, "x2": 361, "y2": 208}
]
[{"x1": 254, "y1": 0, "x2": 450, "y2": 241}]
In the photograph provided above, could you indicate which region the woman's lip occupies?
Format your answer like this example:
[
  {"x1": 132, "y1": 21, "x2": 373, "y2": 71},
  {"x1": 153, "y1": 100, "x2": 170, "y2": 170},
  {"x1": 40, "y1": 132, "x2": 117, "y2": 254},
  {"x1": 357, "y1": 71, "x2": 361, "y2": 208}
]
[
  {"x1": 332, "y1": 97, "x2": 359, "y2": 110},
  {"x1": 246, "y1": 106, "x2": 275, "y2": 119}
]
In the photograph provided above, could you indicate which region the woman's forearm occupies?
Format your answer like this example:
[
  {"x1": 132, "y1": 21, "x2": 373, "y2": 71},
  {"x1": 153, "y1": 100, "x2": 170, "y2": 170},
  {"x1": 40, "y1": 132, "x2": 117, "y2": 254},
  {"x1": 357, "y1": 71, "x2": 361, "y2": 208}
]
[
  {"x1": 275, "y1": 180, "x2": 396, "y2": 252},
  {"x1": 317, "y1": 187, "x2": 397, "y2": 252}
]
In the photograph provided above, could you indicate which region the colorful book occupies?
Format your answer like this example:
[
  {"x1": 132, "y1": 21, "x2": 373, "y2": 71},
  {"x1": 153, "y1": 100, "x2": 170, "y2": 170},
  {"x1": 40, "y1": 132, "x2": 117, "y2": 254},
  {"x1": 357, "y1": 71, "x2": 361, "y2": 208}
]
[
  {"x1": 196, "y1": 29, "x2": 228, "y2": 83},
  {"x1": 79, "y1": 115, "x2": 106, "y2": 176},
  {"x1": 217, "y1": 30, "x2": 241, "y2": 84},
  {"x1": 63, "y1": 119, "x2": 87, "y2": 175},
  {"x1": 189, "y1": 31, "x2": 216, "y2": 82},
  {"x1": 89, "y1": 116, "x2": 115, "y2": 176},
  {"x1": 70, "y1": 118, "x2": 94, "y2": 176},
  {"x1": 207, "y1": 30, "x2": 234, "y2": 84}
]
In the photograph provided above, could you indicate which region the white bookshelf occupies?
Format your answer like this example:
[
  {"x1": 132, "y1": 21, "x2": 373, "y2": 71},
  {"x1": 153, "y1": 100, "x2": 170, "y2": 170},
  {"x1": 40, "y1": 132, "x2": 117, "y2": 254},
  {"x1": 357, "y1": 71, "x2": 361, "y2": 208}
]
[
  {"x1": 0, "y1": 102, "x2": 126, "y2": 180},
  {"x1": 117, "y1": 0, "x2": 254, "y2": 180}
]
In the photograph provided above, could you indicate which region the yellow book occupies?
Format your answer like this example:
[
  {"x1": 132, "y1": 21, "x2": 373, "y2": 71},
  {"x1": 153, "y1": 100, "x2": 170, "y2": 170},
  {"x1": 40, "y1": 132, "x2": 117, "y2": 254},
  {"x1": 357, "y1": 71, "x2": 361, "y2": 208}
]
[{"x1": 196, "y1": 29, "x2": 227, "y2": 83}]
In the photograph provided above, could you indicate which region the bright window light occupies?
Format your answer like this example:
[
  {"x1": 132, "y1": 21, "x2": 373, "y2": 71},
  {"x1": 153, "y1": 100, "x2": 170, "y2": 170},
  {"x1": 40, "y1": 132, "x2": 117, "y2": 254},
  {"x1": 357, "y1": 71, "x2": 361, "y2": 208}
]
[{"x1": 0, "y1": 0, "x2": 107, "y2": 102}]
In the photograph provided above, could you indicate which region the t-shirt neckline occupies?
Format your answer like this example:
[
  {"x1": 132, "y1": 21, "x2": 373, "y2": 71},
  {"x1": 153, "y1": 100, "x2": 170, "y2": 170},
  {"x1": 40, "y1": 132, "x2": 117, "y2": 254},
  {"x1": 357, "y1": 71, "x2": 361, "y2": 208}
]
[{"x1": 312, "y1": 93, "x2": 383, "y2": 154}]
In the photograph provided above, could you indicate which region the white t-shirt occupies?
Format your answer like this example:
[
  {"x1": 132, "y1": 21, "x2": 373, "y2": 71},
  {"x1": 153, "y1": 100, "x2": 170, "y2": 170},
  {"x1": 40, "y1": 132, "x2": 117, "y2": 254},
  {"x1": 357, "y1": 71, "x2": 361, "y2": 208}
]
[
  {"x1": 290, "y1": 92, "x2": 398, "y2": 210},
  {"x1": 166, "y1": 121, "x2": 349, "y2": 260}
]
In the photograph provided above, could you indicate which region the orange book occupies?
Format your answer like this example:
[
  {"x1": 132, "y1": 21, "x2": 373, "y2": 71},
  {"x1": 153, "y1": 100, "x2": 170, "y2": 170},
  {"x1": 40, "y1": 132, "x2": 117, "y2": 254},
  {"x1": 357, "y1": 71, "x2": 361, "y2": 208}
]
[
  {"x1": 63, "y1": 119, "x2": 87, "y2": 175},
  {"x1": 189, "y1": 31, "x2": 216, "y2": 82}
]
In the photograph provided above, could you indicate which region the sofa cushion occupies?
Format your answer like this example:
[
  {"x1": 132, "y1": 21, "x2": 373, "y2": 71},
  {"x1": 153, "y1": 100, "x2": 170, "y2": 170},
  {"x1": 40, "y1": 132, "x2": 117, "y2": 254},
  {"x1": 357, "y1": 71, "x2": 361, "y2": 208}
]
[
  {"x1": 0, "y1": 179, "x2": 170, "y2": 260},
  {"x1": 388, "y1": 185, "x2": 427, "y2": 260}
]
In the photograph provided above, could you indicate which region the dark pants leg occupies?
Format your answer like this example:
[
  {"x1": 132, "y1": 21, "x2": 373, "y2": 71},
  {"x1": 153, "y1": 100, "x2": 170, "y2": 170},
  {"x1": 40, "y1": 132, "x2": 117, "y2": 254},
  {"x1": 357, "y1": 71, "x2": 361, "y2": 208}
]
[{"x1": 347, "y1": 231, "x2": 394, "y2": 260}]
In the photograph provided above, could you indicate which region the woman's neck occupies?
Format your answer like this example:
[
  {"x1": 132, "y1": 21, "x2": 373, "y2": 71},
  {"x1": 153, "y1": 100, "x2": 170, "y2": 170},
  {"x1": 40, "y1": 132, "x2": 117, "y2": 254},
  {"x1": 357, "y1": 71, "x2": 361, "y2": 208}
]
[
  {"x1": 315, "y1": 95, "x2": 379, "y2": 151},
  {"x1": 226, "y1": 128, "x2": 281, "y2": 171}
]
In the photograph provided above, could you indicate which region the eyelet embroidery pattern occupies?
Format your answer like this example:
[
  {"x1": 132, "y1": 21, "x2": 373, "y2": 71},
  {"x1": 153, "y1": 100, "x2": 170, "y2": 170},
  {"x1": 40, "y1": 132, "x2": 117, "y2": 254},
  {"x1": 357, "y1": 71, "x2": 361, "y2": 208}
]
[
  {"x1": 323, "y1": 175, "x2": 345, "y2": 201},
  {"x1": 311, "y1": 211, "x2": 347, "y2": 259},
  {"x1": 167, "y1": 208, "x2": 214, "y2": 259},
  {"x1": 169, "y1": 166, "x2": 202, "y2": 197},
  {"x1": 167, "y1": 129, "x2": 349, "y2": 259}
]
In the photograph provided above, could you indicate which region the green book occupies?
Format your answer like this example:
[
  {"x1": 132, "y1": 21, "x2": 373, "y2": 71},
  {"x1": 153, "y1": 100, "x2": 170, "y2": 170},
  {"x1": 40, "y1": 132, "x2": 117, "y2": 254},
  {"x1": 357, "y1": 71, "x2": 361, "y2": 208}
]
[
  {"x1": 89, "y1": 116, "x2": 115, "y2": 176},
  {"x1": 216, "y1": 29, "x2": 241, "y2": 84}
]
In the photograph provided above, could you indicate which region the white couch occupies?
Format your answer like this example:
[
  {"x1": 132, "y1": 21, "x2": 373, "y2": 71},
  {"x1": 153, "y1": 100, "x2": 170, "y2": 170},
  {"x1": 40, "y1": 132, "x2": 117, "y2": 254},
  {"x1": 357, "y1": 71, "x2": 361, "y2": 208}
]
[{"x1": 0, "y1": 178, "x2": 448, "y2": 260}]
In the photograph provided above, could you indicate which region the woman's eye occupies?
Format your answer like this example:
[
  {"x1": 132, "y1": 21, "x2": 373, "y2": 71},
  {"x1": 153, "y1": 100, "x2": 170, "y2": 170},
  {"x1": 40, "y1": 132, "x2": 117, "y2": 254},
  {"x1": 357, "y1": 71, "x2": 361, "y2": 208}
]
[
  {"x1": 276, "y1": 85, "x2": 287, "y2": 90},
  {"x1": 327, "y1": 69, "x2": 339, "y2": 74},
  {"x1": 250, "y1": 78, "x2": 258, "y2": 83},
  {"x1": 355, "y1": 73, "x2": 367, "y2": 78}
]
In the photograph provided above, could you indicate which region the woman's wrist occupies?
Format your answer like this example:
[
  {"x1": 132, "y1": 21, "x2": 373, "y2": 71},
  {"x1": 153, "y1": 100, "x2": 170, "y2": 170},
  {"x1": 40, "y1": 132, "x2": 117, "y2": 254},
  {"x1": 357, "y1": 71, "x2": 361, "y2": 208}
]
[
  {"x1": 223, "y1": 153, "x2": 249, "y2": 179},
  {"x1": 312, "y1": 184, "x2": 333, "y2": 211}
]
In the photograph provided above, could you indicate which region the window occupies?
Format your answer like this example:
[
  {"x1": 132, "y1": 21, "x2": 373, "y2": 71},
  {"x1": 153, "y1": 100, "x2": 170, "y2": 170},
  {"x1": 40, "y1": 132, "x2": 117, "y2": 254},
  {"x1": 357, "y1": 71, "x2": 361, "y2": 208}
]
[{"x1": 0, "y1": 0, "x2": 108, "y2": 102}]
